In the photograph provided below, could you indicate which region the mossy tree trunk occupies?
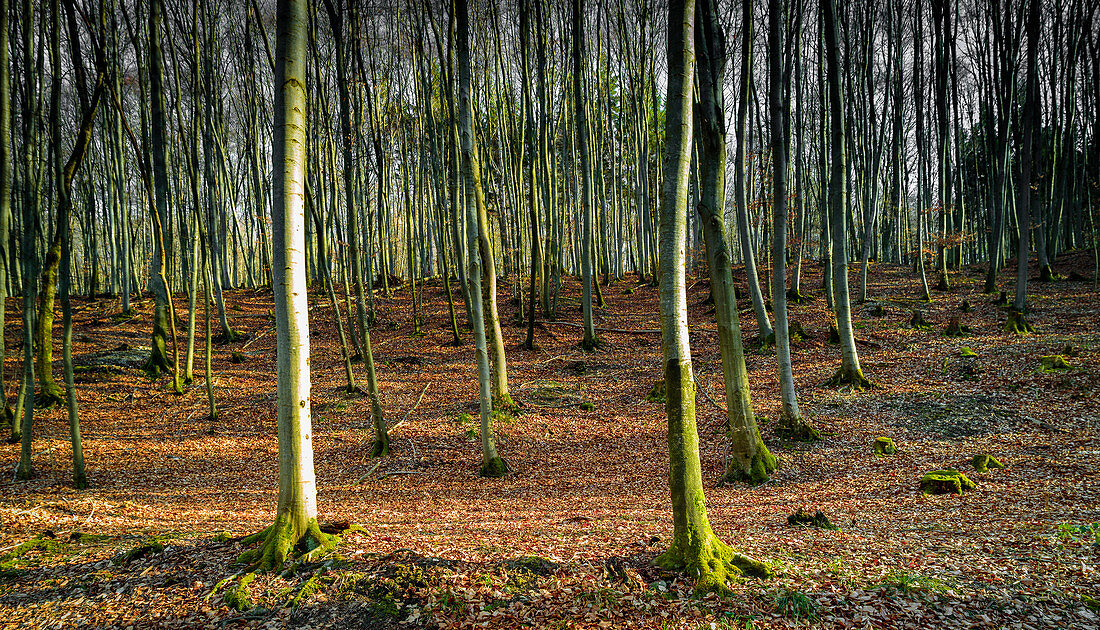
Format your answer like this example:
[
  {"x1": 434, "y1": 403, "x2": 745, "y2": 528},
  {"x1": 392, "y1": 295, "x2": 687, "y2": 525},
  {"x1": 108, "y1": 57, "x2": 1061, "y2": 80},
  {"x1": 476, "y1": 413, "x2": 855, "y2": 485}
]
[
  {"x1": 694, "y1": 0, "x2": 774, "y2": 485},
  {"x1": 654, "y1": 0, "x2": 768, "y2": 593},
  {"x1": 458, "y1": 0, "x2": 507, "y2": 478},
  {"x1": 1014, "y1": 0, "x2": 1040, "y2": 314},
  {"x1": 822, "y1": 0, "x2": 871, "y2": 390},
  {"x1": 33, "y1": 0, "x2": 67, "y2": 408},
  {"x1": 238, "y1": 0, "x2": 334, "y2": 571}
]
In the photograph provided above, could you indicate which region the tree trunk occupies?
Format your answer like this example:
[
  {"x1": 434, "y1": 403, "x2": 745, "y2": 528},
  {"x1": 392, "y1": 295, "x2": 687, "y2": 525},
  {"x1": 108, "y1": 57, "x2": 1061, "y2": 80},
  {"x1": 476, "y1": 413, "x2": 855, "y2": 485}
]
[
  {"x1": 238, "y1": 0, "x2": 335, "y2": 572},
  {"x1": 458, "y1": 0, "x2": 508, "y2": 478}
]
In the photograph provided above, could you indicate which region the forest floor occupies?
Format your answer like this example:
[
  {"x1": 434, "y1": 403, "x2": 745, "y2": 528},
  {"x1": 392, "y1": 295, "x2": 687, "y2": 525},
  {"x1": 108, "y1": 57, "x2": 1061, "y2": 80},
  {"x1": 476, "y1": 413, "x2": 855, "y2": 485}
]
[{"x1": 1, "y1": 252, "x2": 1099, "y2": 629}]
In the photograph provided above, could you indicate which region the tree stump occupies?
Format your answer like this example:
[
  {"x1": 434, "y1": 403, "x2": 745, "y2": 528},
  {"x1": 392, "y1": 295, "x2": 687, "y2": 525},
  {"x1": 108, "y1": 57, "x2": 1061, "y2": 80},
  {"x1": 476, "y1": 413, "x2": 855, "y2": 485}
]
[
  {"x1": 919, "y1": 469, "x2": 976, "y2": 495},
  {"x1": 1005, "y1": 310, "x2": 1034, "y2": 335},
  {"x1": 786, "y1": 508, "x2": 837, "y2": 530},
  {"x1": 910, "y1": 310, "x2": 932, "y2": 330},
  {"x1": 873, "y1": 437, "x2": 897, "y2": 456},
  {"x1": 971, "y1": 454, "x2": 1004, "y2": 473}
]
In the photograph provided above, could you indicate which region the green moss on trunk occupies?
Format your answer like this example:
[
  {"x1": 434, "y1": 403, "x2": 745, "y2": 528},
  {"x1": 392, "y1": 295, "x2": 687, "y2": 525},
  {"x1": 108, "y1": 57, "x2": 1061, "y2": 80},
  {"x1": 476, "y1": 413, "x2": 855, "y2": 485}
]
[
  {"x1": 237, "y1": 515, "x2": 338, "y2": 572},
  {"x1": 720, "y1": 437, "x2": 777, "y2": 485},
  {"x1": 775, "y1": 412, "x2": 822, "y2": 442},
  {"x1": 824, "y1": 366, "x2": 874, "y2": 391},
  {"x1": 479, "y1": 456, "x2": 510, "y2": 478},
  {"x1": 1005, "y1": 310, "x2": 1034, "y2": 335},
  {"x1": 653, "y1": 529, "x2": 771, "y2": 595}
]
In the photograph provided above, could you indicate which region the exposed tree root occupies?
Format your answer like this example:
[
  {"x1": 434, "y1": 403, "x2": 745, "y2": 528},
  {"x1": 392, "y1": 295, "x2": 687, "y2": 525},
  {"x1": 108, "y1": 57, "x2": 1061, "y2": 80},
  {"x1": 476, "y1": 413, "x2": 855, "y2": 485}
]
[
  {"x1": 236, "y1": 515, "x2": 340, "y2": 573},
  {"x1": 786, "y1": 288, "x2": 813, "y2": 304},
  {"x1": 824, "y1": 366, "x2": 874, "y2": 391},
  {"x1": 34, "y1": 389, "x2": 66, "y2": 410},
  {"x1": 654, "y1": 531, "x2": 771, "y2": 595},
  {"x1": 479, "y1": 456, "x2": 510, "y2": 478},
  {"x1": 579, "y1": 336, "x2": 603, "y2": 353}
]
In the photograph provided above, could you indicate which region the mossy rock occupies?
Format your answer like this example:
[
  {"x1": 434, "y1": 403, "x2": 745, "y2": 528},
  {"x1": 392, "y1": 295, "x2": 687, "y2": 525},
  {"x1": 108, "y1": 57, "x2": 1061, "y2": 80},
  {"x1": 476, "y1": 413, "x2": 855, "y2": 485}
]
[
  {"x1": 623, "y1": 287, "x2": 635, "y2": 295},
  {"x1": 873, "y1": 437, "x2": 897, "y2": 456},
  {"x1": 919, "y1": 469, "x2": 976, "y2": 495},
  {"x1": 578, "y1": 401, "x2": 595, "y2": 412},
  {"x1": 1039, "y1": 355, "x2": 1071, "y2": 372},
  {"x1": 1060, "y1": 343, "x2": 1080, "y2": 358},
  {"x1": 959, "y1": 347, "x2": 977, "y2": 357},
  {"x1": 645, "y1": 379, "x2": 666, "y2": 403},
  {"x1": 786, "y1": 508, "x2": 838, "y2": 530},
  {"x1": 971, "y1": 454, "x2": 1004, "y2": 473}
]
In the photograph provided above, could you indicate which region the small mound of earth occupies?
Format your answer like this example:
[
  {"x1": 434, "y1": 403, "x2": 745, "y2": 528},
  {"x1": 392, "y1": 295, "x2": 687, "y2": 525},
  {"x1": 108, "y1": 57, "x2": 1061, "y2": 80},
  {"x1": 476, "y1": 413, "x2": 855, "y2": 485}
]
[
  {"x1": 75, "y1": 345, "x2": 152, "y2": 369},
  {"x1": 886, "y1": 394, "x2": 1015, "y2": 438}
]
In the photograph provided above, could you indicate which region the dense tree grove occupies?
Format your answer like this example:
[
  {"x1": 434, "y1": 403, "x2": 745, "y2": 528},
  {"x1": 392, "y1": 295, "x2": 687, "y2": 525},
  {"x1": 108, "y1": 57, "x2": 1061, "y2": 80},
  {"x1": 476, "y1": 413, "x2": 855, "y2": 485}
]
[{"x1": 4, "y1": 0, "x2": 1099, "y2": 592}]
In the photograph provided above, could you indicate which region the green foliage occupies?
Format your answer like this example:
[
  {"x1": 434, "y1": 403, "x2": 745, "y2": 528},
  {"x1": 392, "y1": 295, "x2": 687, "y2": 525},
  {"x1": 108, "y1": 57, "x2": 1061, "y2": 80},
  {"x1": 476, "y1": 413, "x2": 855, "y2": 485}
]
[
  {"x1": 772, "y1": 589, "x2": 819, "y2": 620},
  {"x1": 1057, "y1": 523, "x2": 1100, "y2": 545},
  {"x1": 113, "y1": 535, "x2": 169, "y2": 565}
]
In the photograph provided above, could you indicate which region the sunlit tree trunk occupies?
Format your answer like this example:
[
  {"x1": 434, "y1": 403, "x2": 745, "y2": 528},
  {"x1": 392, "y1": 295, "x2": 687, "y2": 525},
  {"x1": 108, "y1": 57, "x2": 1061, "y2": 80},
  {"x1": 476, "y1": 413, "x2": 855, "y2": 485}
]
[
  {"x1": 457, "y1": 0, "x2": 508, "y2": 478},
  {"x1": 654, "y1": 0, "x2": 769, "y2": 593},
  {"x1": 694, "y1": 0, "x2": 775, "y2": 485},
  {"x1": 733, "y1": 0, "x2": 773, "y2": 342},
  {"x1": 238, "y1": 0, "x2": 335, "y2": 571}
]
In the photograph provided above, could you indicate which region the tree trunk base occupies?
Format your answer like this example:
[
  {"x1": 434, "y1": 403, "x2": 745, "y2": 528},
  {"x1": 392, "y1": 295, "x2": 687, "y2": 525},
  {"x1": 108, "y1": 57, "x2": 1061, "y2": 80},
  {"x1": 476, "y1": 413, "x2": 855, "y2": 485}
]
[
  {"x1": 1005, "y1": 311, "x2": 1034, "y2": 335},
  {"x1": 936, "y1": 272, "x2": 951, "y2": 291},
  {"x1": 1038, "y1": 265, "x2": 1057, "y2": 282},
  {"x1": 653, "y1": 531, "x2": 770, "y2": 595},
  {"x1": 824, "y1": 366, "x2": 874, "y2": 392},
  {"x1": 369, "y1": 433, "x2": 390, "y2": 458},
  {"x1": 34, "y1": 388, "x2": 66, "y2": 410},
  {"x1": 720, "y1": 441, "x2": 778, "y2": 486},
  {"x1": 786, "y1": 288, "x2": 813, "y2": 304},
  {"x1": 492, "y1": 393, "x2": 519, "y2": 413},
  {"x1": 775, "y1": 412, "x2": 822, "y2": 442},
  {"x1": 237, "y1": 515, "x2": 338, "y2": 573},
  {"x1": 479, "y1": 456, "x2": 510, "y2": 478},
  {"x1": 579, "y1": 336, "x2": 603, "y2": 353}
]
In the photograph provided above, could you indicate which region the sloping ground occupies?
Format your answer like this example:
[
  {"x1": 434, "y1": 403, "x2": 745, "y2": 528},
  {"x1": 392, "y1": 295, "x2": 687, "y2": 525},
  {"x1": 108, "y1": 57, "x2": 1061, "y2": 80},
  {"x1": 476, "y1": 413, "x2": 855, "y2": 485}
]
[{"x1": 1, "y1": 254, "x2": 1098, "y2": 628}]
